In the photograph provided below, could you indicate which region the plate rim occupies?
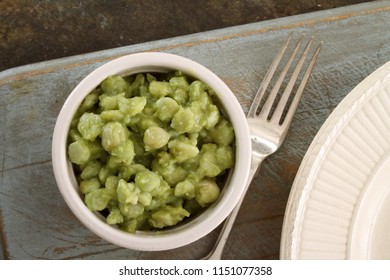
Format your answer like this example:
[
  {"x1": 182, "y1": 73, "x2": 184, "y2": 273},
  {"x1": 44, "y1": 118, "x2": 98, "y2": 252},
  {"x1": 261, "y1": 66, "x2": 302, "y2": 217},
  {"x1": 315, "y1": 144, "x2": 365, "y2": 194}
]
[{"x1": 280, "y1": 60, "x2": 390, "y2": 259}]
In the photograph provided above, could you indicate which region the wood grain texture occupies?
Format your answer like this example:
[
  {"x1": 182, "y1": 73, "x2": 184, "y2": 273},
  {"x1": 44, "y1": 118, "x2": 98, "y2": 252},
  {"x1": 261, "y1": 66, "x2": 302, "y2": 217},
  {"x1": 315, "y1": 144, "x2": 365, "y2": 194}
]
[
  {"x1": 0, "y1": 0, "x2": 372, "y2": 72},
  {"x1": 0, "y1": 1, "x2": 389, "y2": 259}
]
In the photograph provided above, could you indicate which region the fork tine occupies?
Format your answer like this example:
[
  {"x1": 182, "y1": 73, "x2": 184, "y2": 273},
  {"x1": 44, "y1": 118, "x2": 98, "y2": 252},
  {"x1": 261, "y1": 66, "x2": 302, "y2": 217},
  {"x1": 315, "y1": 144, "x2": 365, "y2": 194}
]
[
  {"x1": 278, "y1": 40, "x2": 322, "y2": 129},
  {"x1": 247, "y1": 32, "x2": 293, "y2": 118},
  {"x1": 270, "y1": 36, "x2": 314, "y2": 125},
  {"x1": 259, "y1": 33, "x2": 305, "y2": 120}
]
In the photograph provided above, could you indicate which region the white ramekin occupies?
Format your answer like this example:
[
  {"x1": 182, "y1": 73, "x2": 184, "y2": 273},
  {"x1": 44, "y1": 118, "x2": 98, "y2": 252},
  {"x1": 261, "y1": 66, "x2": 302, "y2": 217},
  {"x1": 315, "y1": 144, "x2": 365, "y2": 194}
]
[{"x1": 52, "y1": 52, "x2": 251, "y2": 251}]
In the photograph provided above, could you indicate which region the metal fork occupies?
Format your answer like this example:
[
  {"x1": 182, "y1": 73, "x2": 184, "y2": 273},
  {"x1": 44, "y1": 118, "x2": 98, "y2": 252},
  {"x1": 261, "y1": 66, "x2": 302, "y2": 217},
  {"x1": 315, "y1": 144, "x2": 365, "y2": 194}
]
[{"x1": 202, "y1": 33, "x2": 322, "y2": 259}]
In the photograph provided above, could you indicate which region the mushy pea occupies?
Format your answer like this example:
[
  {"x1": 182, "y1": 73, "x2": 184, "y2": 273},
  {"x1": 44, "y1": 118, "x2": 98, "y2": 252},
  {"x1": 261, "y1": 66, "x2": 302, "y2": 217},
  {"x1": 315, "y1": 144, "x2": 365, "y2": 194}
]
[{"x1": 67, "y1": 71, "x2": 235, "y2": 233}]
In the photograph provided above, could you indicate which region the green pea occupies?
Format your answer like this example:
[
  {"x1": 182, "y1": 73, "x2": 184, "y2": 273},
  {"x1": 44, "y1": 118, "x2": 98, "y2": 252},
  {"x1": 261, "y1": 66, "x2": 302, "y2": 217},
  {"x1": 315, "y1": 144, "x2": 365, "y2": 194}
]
[
  {"x1": 128, "y1": 74, "x2": 145, "y2": 97},
  {"x1": 143, "y1": 127, "x2": 170, "y2": 151},
  {"x1": 138, "y1": 192, "x2": 152, "y2": 207},
  {"x1": 170, "y1": 88, "x2": 189, "y2": 105},
  {"x1": 116, "y1": 179, "x2": 140, "y2": 205},
  {"x1": 149, "y1": 80, "x2": 173, "y2": 98},
  {"x1": 78, "y1": 89, "x2": 100, "y2": 113},
  {"x1": 101, "y1": 75, "x2": 129, "y2": 96},
  {"x1": 68, "y1": 140, "x2": 91, "y2": 165},
  {"x1": 106, "y1": 207, "x2": 124, "y2": 224},
  {"x1": 98, "y1": 166, "x2": 115, "y2": 185},
  {"x1": 80, "y1": 161, "x2": 102, "y2": 180},
  {"x1": 174, "y1": 180, "x2": 196, "y2": 199},
  {"x1": 119, "y1": 202, "x2": 144, "y2": 219},
  {"x1": 79, "y1": 177, "x2": 101, "y2": 194},
  {"x1": 99, "y1": 93, "x2": 119, "y2": 111},
  {"x1": 77, "y1": 112, "x2": 104, "y2": 141},
  {"x1": 100, "y1": 110, "x2": 124, "y2": 122},
  {"x1": 105, "y1": 176, "x2": 119, "y2": 198},
  {"x1": 209, "y1": 118, "x2": 234, "y2": 146},
  {"x1": 84, "y1": 189, "x2": 112, "y2": 211},
  {"x1": 195, "y1": 179, "x2": 220, "y2": 207},
  {"x1": 118, "y1": 96, "x2": 147, "y2": 117},
  {"x1": 155, "y1": 97, "x2": 179, "y2": 122},
  {"x1": 135, "y1": 169, "x2": 160, "y2": 192},
  {"x1": 101, "y1": 122, "x2": 128, "y2": 152},
  {"x1": 169, "y1": 76, "x2": 189, "y2": 91},
  {"x1": 198, "y1": 144, "x2": 222, "y2": 177},
  {"x1": 110, "y1": 139, "x2": 135, "y2": 164},
  {"x1": 189, "y1": 81, "x2": 202, "y2": 100},
  {"x1": 171, "y1": 108, "x2": 195, "y2": 133},
  {"x1": 168, "y1": 136, "x2": 199, "y2": 162},
  {"x1": 148, "y1": 205, "x2": 190, "y2": 228},
  {"x1": 205, "y1": 104, "x2": 220, "y2": 129}
]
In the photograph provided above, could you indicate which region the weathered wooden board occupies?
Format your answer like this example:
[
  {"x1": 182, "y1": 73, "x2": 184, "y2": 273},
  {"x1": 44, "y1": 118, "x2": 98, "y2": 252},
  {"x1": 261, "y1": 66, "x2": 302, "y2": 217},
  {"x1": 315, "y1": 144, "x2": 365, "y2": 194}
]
[{"x1": 1, "y1": 1, "x2": 389, "y2": 259}]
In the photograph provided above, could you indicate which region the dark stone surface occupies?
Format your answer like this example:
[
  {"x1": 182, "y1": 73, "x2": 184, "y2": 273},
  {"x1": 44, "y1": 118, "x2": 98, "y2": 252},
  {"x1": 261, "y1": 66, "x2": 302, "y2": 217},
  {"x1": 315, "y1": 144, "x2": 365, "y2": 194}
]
[{"x1": 0, "y1": 0, "x2": 372, "y2": 72}]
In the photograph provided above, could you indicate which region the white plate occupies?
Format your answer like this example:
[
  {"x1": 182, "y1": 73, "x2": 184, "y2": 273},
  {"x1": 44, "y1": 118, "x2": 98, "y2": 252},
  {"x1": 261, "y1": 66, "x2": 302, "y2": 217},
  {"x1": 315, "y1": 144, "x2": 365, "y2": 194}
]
[{"x1": 280, "y1": 61, "x2": 390, "y2": 259}]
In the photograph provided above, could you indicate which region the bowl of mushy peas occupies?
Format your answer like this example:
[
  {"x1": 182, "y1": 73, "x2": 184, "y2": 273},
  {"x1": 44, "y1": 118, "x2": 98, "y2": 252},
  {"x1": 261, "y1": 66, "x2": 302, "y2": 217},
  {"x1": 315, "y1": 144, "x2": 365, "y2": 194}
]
[{"x1": 52, "y1": 52, "x2": 251, "y2": 251}]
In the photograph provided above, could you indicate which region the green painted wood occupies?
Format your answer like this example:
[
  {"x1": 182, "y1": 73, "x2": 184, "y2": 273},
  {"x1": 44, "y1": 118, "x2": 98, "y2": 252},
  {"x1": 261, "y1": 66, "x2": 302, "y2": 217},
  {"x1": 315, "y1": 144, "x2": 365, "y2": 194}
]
[{"x1": 0, "y1": 1, "x2": 389, "y2": 259}]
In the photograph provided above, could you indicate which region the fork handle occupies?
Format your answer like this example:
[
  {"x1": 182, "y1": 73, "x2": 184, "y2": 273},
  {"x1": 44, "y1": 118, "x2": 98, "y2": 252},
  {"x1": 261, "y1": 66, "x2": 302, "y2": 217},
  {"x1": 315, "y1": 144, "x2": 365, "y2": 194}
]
[
  {"x1": 202, "y1": 154, "x2": 264, "y2": 259},
  {"x1": 202, "y1": 189, "x2": 247, "y2": 259}
]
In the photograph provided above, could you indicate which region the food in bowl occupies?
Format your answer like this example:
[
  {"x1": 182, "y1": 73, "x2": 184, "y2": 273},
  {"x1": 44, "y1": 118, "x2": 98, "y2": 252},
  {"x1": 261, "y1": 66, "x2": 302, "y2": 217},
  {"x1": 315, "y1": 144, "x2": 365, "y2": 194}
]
[
  {"x1": 52, "y1": 52, "x2": 251, "y2": 250},
  {"x1": 67, "y1": 70, "x2": 236, "y2": 233}
]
